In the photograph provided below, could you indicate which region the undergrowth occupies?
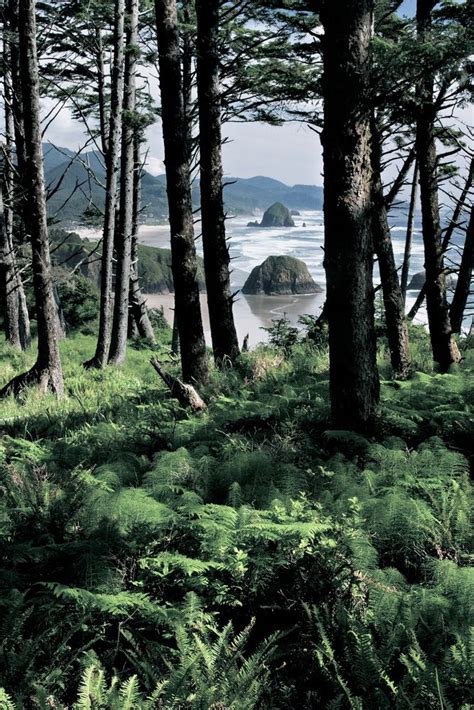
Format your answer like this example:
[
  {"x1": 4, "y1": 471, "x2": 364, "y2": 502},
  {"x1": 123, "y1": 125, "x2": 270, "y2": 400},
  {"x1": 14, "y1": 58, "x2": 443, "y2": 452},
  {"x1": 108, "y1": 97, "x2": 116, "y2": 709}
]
[{"x1": 0, "y1": 329, "x2": 472, "y2": 708}]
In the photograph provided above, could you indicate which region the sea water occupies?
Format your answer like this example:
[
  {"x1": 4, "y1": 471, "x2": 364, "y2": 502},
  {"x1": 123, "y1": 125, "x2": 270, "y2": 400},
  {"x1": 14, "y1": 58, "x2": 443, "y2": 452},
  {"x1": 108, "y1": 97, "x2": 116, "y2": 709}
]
[
  {"x1": 77, "y1": 210, "x2": 469, "y2": 348},
  {"x1": 142, "y1": 211, "x2": 436, "y2": 347}
]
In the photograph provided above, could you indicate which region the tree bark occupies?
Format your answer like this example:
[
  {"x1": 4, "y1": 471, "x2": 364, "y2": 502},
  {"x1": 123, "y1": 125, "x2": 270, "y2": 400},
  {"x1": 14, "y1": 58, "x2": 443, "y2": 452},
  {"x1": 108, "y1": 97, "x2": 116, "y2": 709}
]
[
  {"x1": 2, "y1": 1, "x2": 31, "y2": 351},
  {"x1": 0, "y1": 180, "x2": 21, "y2": 348},
  {"x1": 416, "y1": 0, "x2": 460, "y2": 370},
  {"x1": 95, "y1": 27, "x2": 109, "y2": 157},
  {"x1": 109, "y1": 0, "x2": 138, "y2": 365},
  {"x1": 7, "y1": 0, "x2": 27, "y2": 179},
  {"x1": 129, "y1": 137, "x2": 156, "y2": 342},
  {"x1": 371, "y1": 118, "x2": 411, "y2": 380},
  {"x1": 450, "y1": 205, "x2": 473, "y2": 334},
  {"x1": 408, "y1": 157, "x2": 473, "y2": 320},
  {"x1": 87, "y1": 0, "x2": 125, "y2": 368},
  {"x1": 155, "y1": 0, "x2": 208, "y2": 386},
  {"x1": 320, "y1": 0, "x2": 380, "y2": 432},
  {"x1": 400, "y1": 161, "x2": 419, "y2": 308},
  {"x1": 150, "y1": 357, "x2": 206, "y2": 411},
  {"x1": 1, "y1": 0, "x2": 63, "y2": 396},
  {"x1": 195, "y1": 0, "x2": 239, "y2": 365}
]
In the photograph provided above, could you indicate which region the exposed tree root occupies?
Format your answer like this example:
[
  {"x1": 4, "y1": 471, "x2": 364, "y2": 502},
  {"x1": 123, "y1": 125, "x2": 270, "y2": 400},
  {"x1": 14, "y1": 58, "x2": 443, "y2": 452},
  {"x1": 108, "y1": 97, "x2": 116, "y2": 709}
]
[{"x1": 0, "y1": 364, "x2": 64, "y2": 398}]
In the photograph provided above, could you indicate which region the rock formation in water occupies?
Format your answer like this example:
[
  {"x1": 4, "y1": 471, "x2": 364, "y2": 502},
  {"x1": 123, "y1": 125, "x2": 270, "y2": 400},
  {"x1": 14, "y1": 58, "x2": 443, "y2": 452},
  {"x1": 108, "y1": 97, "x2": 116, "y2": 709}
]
[
  {"x1": 242, "y1": 255, "x2": 322, "y2": 295},
  {"x1": 408, "y1": 271, "x2": 456, "y2": 290},
  {"x1": 247, "y1": 202, "x2": 296, "y2": 228},
  {"x1": 260, "y1": 202, "x2": 295, "y2": 227}
]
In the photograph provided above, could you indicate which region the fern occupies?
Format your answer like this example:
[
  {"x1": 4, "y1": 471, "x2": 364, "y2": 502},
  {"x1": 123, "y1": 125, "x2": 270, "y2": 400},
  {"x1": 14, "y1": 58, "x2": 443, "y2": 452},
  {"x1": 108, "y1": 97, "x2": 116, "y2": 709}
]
[{"x1": 0, "y1": 688, "x2": 15, "y2": 710}]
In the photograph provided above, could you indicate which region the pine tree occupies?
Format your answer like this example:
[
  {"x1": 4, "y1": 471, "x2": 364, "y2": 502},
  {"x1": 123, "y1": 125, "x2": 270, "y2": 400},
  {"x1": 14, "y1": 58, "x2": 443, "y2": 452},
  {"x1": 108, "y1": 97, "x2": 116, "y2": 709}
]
[
  {"x1": 320, "y1": 0, "x2": 380, "y2": 431},
  {"x1": 154, "y1": 0, "x2": 208, "y2": 386},
  {"x1": 1, "y1": 0, "x2": 63, "y2": 396},
  {"x1": 195, "y1": 0, "x2": 239, "y2": 366}
]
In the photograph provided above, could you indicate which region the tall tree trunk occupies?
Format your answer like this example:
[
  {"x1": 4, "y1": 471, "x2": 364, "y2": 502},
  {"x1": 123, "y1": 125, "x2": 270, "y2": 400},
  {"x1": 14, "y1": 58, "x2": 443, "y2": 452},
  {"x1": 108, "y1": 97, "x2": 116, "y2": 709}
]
[
  {"x1": 0, "y1": 180, "x2": 20, "y2": 348},
  {"x1": 450, "y1": 205, "x2": 473, "y2": 334},
  {"x1": 109, "y1": 0, "x2": 138, "y2": 364},
  {"x1": 320, "y1": 0, "x2": 379, "y2": 432},
  {"x1": 408, "y1": 157, "x2": 473, "y2": 321},
  {"x1": 3, "y1": 0, "x2": 31, "y2": 350},
  {"x1": 87, "y1": 0, "x2": 125, "y2": 368},
  {"x1": 400, "y1": 161, "x2": 419, "y2": 308},
  {"x1": 95, "y1": 26, "x2": 109, "y2": 157},
  {"x1": 1, "y1": 0, "x2": 63, "y2": 396},
  {"x1": 7, "y1": 0, "x2": 27, "y2": 178},
  {"x1": 416, "y1": 0, "x2": 460, "y2": 370},
  {"x1": 155, "y1": 0, "x2": 208, "y2": 386},
  {"x1": 1, "y1": 40, "x2": 20, "y2": 348},
  {"x1": 371, "y1": 118, "x2": 411, "y2": 379},
  {"x1": 195, "y1": 0, "x2": 239, "y2": 365},
  {"x1": 129, "y1": 137, "x2": 156, "y2": 342}
]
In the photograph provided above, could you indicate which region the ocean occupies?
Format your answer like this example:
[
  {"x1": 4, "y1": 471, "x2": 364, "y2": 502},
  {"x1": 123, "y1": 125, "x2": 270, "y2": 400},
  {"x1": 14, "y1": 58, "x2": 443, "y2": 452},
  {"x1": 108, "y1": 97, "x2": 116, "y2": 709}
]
[
  {"x1": 76, "y1": 210, "x2": 469, "y2": 349},
  {"x1": 140, "y1": 210, "x2": 432, "y2": 348}
]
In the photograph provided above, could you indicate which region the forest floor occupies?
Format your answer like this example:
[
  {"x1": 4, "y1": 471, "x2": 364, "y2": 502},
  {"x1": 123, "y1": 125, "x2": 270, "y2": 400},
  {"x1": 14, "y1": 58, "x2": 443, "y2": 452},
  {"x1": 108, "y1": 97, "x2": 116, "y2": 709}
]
[{"x1": 0, "y1": 326, "x2": 473, "y2": 708}]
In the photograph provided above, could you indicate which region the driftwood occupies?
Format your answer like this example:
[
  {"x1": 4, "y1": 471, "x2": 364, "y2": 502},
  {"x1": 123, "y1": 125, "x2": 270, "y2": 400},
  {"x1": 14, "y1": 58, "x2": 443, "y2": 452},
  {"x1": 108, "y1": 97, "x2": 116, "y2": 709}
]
[{"x1": 150, "y1": 358, "x2": 206, "y2": 411}]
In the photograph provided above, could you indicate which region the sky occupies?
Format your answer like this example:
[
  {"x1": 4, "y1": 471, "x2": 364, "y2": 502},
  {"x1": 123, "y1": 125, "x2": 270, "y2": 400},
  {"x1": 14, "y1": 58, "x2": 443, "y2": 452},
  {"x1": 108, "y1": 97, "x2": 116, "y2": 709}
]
[{"x1": 38, "y1": 0, "x2": 442, "y2": 188}]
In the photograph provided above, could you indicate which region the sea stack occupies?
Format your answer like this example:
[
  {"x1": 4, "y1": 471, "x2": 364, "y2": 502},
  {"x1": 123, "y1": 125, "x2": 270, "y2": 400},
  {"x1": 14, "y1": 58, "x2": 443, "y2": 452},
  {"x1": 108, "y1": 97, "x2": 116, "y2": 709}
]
[
  {"x1": 259, "y1": 202, "x2": 295, "y2": 228},
  {"x1": 407, "y1": 271, "x2": 456, "y2": 290},
  {"x1": 242, "y1": 255, "x2": 322, "y2": 295}
]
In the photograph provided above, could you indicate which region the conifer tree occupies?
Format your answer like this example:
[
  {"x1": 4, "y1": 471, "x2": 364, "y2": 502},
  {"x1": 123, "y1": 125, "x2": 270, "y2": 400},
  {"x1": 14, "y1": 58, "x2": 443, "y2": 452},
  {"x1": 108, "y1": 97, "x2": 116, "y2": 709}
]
[
  {"x1": 108, "y1": 0, "x2": 139, "y2": 365},
  {"x1": 415, "y1": 0, "x2": 461, "y2": 370},
  {"x1": 1, "y1": 0, "x2": 63, "y2": 396},
  {"x1": 154, "y1": 0, "x2": 208, "y2": 386},
  {"x1": 195, "y1": 0, "x2": 239, "y2": 365},
  {"x1": 320, "y1": 0, "x2": 380, "y2": 431}
]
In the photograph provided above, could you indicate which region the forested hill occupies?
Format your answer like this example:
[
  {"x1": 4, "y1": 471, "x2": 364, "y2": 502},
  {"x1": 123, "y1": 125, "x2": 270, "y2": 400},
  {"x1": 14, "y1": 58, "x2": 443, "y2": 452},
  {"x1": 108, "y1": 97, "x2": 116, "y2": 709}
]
[{"x1": 44, "y1": 143, "x2": 323, "y2": 224}]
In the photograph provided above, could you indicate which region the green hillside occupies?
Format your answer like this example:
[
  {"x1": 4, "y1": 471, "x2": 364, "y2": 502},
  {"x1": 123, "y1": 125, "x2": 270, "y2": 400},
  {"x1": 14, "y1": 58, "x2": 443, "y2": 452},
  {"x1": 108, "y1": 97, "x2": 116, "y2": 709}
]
[{"x1": 43, "y1": 144, "x2": 323, "y2": 225}]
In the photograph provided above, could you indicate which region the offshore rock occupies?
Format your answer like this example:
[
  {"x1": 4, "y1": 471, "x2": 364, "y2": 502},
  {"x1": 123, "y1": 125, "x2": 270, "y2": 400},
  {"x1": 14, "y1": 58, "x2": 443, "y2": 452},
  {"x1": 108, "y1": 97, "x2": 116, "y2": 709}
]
[{"x1": 242, "y1": 255, "x2": 322, "y2": 295}]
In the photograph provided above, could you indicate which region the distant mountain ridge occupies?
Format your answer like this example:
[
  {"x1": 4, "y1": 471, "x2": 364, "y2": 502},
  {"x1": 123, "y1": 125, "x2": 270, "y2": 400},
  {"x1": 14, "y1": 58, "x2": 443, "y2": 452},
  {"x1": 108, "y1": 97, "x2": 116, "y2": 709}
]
[{"x1": 42, "y1": 143, "x2": 323, "y2": 225}]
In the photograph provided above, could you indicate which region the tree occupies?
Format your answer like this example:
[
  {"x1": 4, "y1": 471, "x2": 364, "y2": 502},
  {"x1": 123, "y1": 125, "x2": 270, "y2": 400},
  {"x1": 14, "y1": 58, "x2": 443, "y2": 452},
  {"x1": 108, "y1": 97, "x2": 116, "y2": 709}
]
[
  {"x1": 109, "y1": 0, "x2": 139, "y2": 364},
  {"x1": 371, "y1": 117, "x2": 411, "y2": 380},
  {"x1": 0, "y1": 1, "x2": 31, "y2": 350},
  {"x1": 87, "y1": 0, "x2": 126, "y2": 368},
  {"x1": 195, "y1": 0, "x2": 239, "y2": 365},
  {"x1": 129, "y1": 134, "x2": 156, "y2": 342},
  {"x1": 154, "y1": 0, "x2": 208, "y2": 386},
  {"x1": 450, "y1": 204, "x2": 473, "y2": 334},
  {"x1": 415, "y1": 0, "x2": 460, "y2": 370},
  {"x1": 319, "y1": 0, "x2": 380, "y2": 431},
  {"x1": 1, "y1": 0, "x2": 63, "y2": 396},
  {"x1": 400, "y1": 161, "x2": 419, "y2": 308}
]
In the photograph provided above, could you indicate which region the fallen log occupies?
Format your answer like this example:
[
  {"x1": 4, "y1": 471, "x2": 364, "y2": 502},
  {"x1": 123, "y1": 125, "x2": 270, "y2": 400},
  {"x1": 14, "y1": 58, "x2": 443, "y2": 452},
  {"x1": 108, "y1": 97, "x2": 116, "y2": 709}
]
[{"x1": 150, "y1": 358, "x2": 206, "y2": 411}]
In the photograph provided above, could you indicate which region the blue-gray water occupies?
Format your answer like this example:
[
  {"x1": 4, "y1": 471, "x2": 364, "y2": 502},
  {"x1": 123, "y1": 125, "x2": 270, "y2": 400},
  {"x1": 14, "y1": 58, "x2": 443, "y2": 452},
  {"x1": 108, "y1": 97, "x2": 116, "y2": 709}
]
[{"x1": 81, "y1": 209, "x2": 470, "y2": 348}]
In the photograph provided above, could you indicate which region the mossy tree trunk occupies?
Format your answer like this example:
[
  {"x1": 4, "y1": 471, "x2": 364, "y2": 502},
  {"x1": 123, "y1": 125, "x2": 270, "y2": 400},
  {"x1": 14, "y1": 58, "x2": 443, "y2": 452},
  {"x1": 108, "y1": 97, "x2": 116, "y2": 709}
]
[
  {"x1": 195, "y1": 0, "x2": 239, "y2": 365},
  {"x1": 155, "y1": 0, "x2": 208, "y2": 386},
  {"x1": 416, "y1": 0, "x2": 460, "y2": 370},
  {"x1": 320, "y1": 0, "x2": 380, "y2": 432},
  {"x1": 1, "y1": 0, "x2": 63, "y2": 397}
]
